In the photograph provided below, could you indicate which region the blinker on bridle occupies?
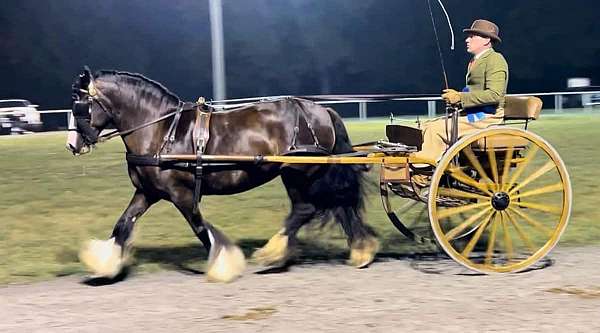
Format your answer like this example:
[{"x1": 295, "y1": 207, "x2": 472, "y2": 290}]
[{"x1": 71, "y1": 78, "x2": 113, "y2": 146}]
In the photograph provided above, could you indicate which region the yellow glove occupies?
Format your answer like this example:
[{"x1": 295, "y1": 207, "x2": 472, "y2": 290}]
[{"x1": 441, "y1": 89, "x2": 461, "y2": 105}]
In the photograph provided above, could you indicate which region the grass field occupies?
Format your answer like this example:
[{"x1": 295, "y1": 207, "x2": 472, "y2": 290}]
[{"x1": 1, "y1": 113, "x2": 598, "y2": 284}]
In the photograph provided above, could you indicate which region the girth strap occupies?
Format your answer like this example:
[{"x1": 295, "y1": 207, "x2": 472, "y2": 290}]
[{"x1": 192, "y1": 103, "x2": 212, "y2": 214}]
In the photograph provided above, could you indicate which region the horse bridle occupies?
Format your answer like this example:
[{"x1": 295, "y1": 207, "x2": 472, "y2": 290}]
[{"x1": 71, "y1": 79, "x2": 112, "y2": 146}]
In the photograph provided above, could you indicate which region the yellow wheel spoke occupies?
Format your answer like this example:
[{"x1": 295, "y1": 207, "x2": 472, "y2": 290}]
[
  {"x1": 438, "y1": 188, "x2": 491, "y2": 201},
  {"x1": 447, "y1": 167, "x2": 493, "y2": 194},
  {"x1": 461, "y1": 212, "x2": 495, "y2": 258},
  {"x1": 507, "y1": 145, "x2": 539, "y2": 190},
  {"x1": 512, "y1": 182, "x2": 564, "y2": 200},
  {"x1": 510, "y1": 161, "x2": 557, "y2": 195},
  {"x1": 486, "y1": 141, "x2": 499, "y2": 187},
  {"x1": 463, "y1": 147, "x2": 493, "y2": 185},
  {"x1": 500, "y1": 212, "x2": 514, "y2": 262},
  {"x1": 445, "y1": 207, "x2": 493, "y2": 240},
  {"x1": 500, "y1": 146, "x2": 515, "y2": 191},
  {"x1": 485, "y1": 213, "x2": 499, "y2": 265},
  {"x1": 504, "y1": 210, "x2": 537, "y2": 254},
  {"x1": 516, "y1": 201, "x2": 562, "y2": 215},
  {"x1": 438, "y1": 201, "x2": 491, "y2": 219},
  {"x1": 508, "y1": 207, "x2": 554, "y2": 237}
]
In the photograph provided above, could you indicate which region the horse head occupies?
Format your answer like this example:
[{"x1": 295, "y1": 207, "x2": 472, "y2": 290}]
[
  {"x1": 66, "y1": 67, "x2": 182, "y2": 156},
  {"x1": 66, "y1": 66, "x2": 115, "y2": 155}
]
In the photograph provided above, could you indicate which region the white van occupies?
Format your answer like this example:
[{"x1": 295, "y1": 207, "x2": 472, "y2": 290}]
[{"x1": 0, "y1": 99, "x2": 43, "y2": 134}]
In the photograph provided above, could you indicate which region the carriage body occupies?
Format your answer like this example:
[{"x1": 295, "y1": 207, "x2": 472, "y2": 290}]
[{"x1": 379, "y1": 96, "x2": 572, "y2": 273}]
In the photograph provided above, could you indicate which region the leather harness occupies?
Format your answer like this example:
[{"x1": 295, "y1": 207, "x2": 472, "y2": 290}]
[
  {"x1": 109, "y1": 97, "x2": 327, "y2": 214},
  {"x1": 74, "y1": 82, "x2": 334, "y2": 216},
  {"x1": 122, "y1": 100, "x2": 212, "y2": 214}
]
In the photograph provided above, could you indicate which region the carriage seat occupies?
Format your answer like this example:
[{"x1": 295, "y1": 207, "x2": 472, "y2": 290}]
[
  {"x1": 385, "y1": 124, "x2": 423, "y2": 151},
  {"x1": 503, "y1": 96, "x2": 543, "y2": 121},
  {"x1": 385, "y1": 96, "x2": 543, "y2": 152},
  {"x1": 471, "y1": 96, "x2": 543, "y2": 151}
]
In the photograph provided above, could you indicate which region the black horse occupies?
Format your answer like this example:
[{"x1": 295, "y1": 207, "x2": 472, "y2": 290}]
[{"x1": 68, "y1": 67, "x2": 378, "y2": 282}]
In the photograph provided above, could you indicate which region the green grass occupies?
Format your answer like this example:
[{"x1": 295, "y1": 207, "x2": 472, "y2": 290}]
[{"x1": 0, "y1": 113, "x2": 598, "y2": 283}]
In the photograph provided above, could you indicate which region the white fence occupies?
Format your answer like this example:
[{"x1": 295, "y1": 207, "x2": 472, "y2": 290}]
[
  {"x1": 38, "y1": 91, "x2": 600, "y2": 124},
  {"x1": 311, "y1": 91, "x2": 600, "y2": 120}
]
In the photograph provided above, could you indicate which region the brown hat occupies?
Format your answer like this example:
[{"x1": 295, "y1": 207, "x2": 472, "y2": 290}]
[{"x1": 463, "y1": 19, "x2": 501, "y2": 43}]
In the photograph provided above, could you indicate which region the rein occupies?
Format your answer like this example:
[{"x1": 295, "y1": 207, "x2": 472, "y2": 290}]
[{"x1": 97, "y1": 102, "x2": 201, "y2": 143}]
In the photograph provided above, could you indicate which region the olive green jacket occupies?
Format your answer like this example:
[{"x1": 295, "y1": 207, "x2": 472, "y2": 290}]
[{"x1": 460, "y1": 49, "x2": 509, "y2": 110}]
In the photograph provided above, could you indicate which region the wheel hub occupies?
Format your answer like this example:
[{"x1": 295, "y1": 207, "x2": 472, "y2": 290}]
[{"x1": 491, "y1": 192, "x2": 510, "y2": 211}]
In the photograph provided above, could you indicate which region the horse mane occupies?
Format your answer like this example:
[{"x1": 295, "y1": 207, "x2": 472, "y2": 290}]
[{"x1": 95, "y1": 70, "x2": 181, "y2": 102}]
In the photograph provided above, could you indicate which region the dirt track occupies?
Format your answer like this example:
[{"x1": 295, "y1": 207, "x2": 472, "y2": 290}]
[{"x1": 2, "y1": 246, "x2": 600, "y2": 332}]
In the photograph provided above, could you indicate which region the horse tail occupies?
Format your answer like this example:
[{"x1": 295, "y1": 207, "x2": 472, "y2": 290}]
[{"x1": 308, "y1": 108, "x2": 377, "y2": 252}]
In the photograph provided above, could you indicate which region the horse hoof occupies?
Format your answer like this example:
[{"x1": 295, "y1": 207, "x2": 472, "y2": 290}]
[
  {"x1": 206, "y1": 245, "x2": 246, "y2": 283},
  {"x1": 347, "y1": 237, "x2": 380, "y2": 268},
  {"x1": 252, "y1": 230, "x2": 290, "y2": 266},
  {"x1": 79, "y1": 238, "x2": 124, "y2": 279}
]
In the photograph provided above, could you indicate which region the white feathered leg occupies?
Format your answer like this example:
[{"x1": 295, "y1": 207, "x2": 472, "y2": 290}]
[
  {"x1": 205, "y1": 230, "x2": 246, "y2": 283},
  {"x1": 79, "y1": 238, "x2": 126, "y2": 278}
]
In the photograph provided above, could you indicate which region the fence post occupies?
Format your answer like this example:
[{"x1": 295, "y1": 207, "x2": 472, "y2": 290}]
[
  {"x1": 428, "y1": 100, "x2": 436, "y2": 118},
  {"x1": 359, "y1": 102, "x2": 367, "y2": 120},
  {"x1": 554, "y1": 94, "x2": 563, "y2": 113},
  {"x1": 582, "y1": 93, "x2": 592, "y2": 112}
]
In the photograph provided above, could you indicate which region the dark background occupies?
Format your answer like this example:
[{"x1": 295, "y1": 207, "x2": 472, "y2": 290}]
[{"x1": 1, "y1": 0, "x2": 599, "y2": 116}]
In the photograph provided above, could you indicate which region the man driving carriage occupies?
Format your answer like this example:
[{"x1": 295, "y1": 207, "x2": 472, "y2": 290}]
[{"x1": 414, "y1": 19, "x2": 509, "y2": 162}]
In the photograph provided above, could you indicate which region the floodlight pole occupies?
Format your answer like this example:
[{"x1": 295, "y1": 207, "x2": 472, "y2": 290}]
[{"x1": 209, "y1": 0, "x2": 226, "y2": 100}]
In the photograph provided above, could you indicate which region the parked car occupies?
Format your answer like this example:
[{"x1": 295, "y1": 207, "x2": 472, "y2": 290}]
[
  {"x1": 0, "y1": 99, "x2": 43, "y2": 134},
  {"x1": 588, "y1": 93, "x2": 600, "y2": 106}
]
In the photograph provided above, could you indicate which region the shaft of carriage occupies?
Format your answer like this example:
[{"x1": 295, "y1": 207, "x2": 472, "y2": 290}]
[{"x1": 160, "y1": 153, "x2": 432, "y2": 165}]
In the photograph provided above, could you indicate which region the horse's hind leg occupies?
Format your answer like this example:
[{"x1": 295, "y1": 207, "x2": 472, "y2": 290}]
[
  {"x1": 253, "y1": 164, "x2": 379, "y2": 268},
  {"x1": 251, "y1": 202, "x2": 316, "y2": 266},
  {"x1": 252, "y1": 167, "x2": 317, "y2": 266},
  {"x1": 310, "y1": 163, "x2": 379, "y2": 268},
  {"x1": 333, "y1": 206, "x2": 379, "y2": 268},
  {"x1": 171, "y1": 192, "x2": 245, "y2": 283},
  {"x1": 79, "y1": 190, "x2": 156, "y2": 278}
]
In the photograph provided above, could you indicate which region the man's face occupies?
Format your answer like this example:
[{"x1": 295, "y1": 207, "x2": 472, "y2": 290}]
[{"x1": 466, "y1": 33, "x2": 492, "y2": 55}]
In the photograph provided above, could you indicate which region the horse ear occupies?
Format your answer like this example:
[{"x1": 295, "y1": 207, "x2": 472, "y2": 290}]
[
  {"x1": 79, "y1": 66, "x2": 93, "y2": 88},
  {"x1": 83, "y1": 66, "x2": 93, "y2": 78}
]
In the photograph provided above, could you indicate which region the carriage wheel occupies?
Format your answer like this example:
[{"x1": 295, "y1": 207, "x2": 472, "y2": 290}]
[{"x1": 428, "y1": 127, "x2": 571, "y2": 273}]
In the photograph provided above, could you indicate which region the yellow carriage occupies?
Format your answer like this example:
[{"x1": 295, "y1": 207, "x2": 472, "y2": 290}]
[{"x1": 377, "y1": 96, "x2": 571, "y2": 273}]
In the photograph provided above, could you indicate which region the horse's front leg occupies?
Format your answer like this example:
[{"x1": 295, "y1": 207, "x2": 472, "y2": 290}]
[
  {"x1": 79, "y1": 190, "x2": 156, "y2": 278},
  {"x1": 170, "y1": 190, "x2": 246, "y2": 283}
]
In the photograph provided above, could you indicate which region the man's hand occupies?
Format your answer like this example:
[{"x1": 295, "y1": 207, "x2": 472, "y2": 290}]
[{"x1": 442, "y1": 89, "x2": 461, "y2": 105}]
